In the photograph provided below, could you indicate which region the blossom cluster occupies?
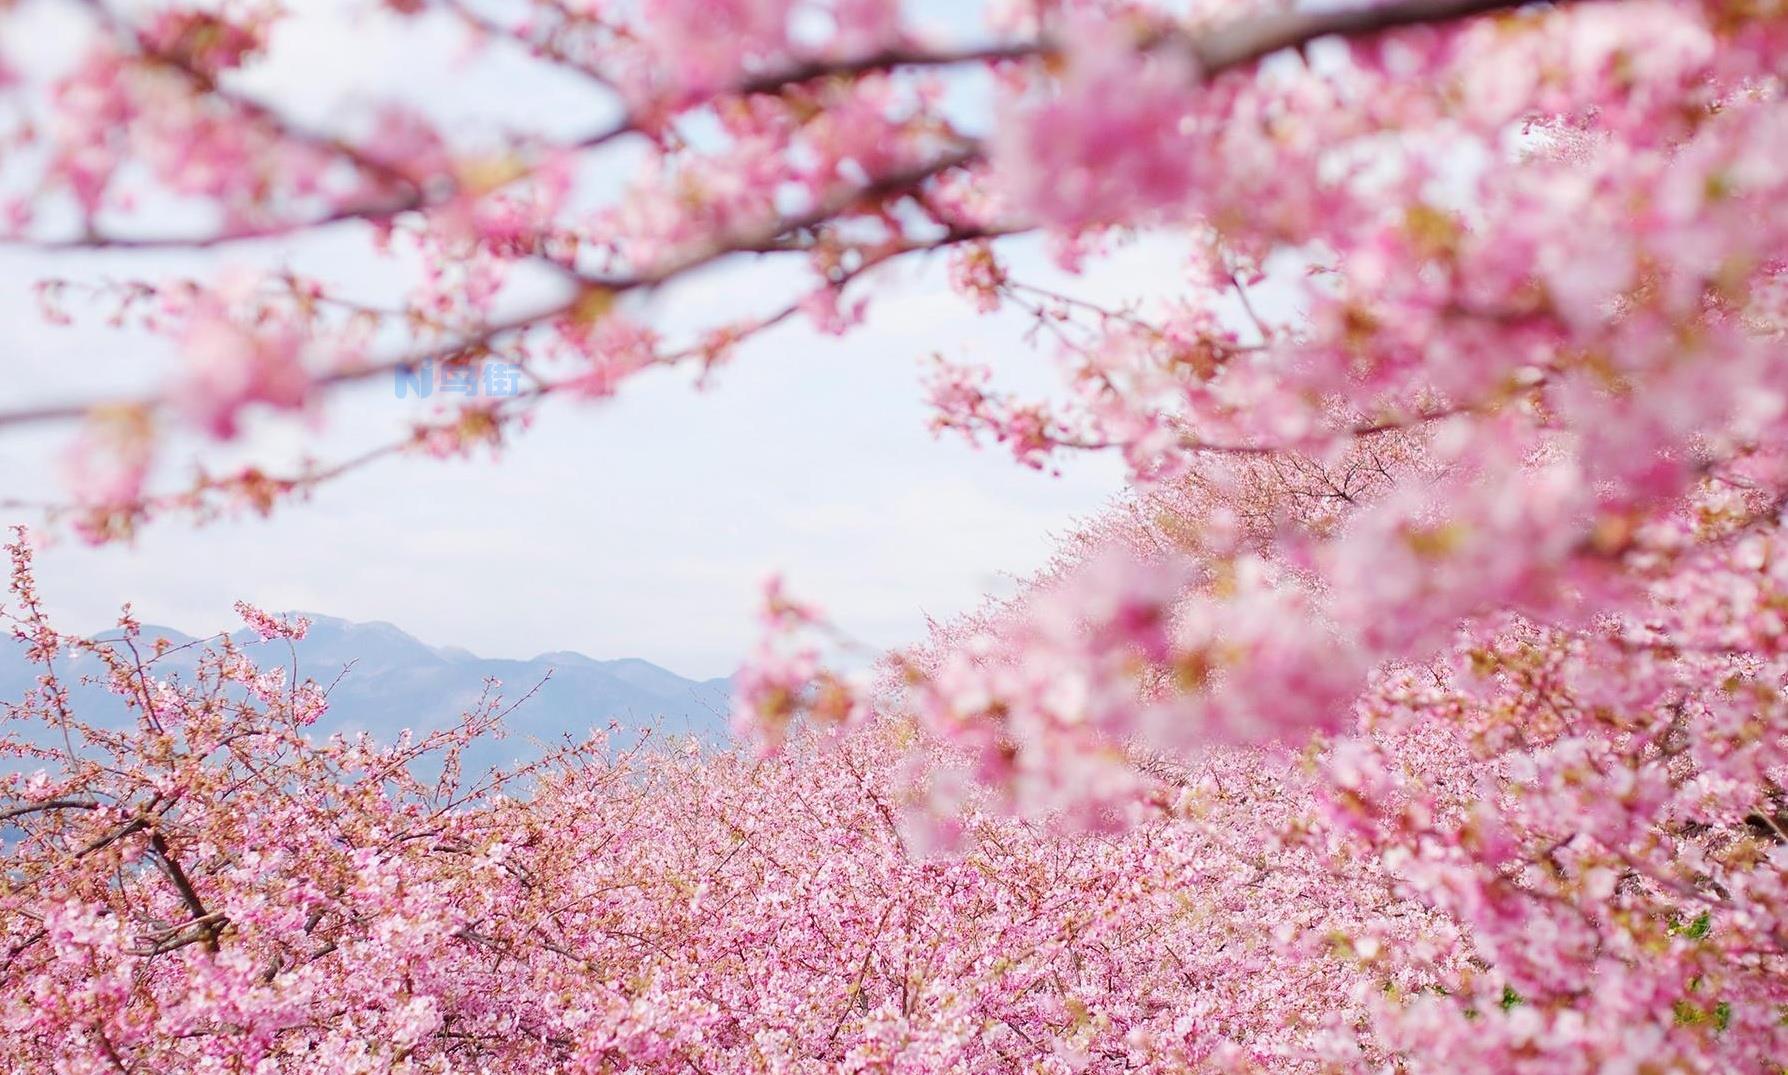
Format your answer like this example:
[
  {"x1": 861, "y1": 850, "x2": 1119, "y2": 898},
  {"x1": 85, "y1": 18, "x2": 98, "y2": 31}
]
[{"x1": 2, "y1": 0, "x2": 1787, "y2": 1069}]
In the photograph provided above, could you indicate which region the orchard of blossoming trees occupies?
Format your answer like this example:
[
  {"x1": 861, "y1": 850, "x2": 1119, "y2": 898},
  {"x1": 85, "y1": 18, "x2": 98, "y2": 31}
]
[{"x1": 1, "y1": 0, "x2": 1786, "y2": 1070}]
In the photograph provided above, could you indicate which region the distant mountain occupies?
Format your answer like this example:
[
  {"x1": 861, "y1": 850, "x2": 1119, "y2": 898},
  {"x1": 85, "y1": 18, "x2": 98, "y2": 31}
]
[{"x1": 0, "y1": 614, "x2": 733, "y2": 774}]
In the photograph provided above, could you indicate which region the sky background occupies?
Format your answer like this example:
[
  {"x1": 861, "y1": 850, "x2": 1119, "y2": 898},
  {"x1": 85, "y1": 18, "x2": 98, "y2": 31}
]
[{"x1": 0, "y1": 0, "x2": 1179, "y2": 679}]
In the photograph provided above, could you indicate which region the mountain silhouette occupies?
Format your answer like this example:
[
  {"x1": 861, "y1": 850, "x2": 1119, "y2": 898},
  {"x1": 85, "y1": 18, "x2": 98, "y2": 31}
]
[{"x1": 0, "y1": 614, "x2": 732, "y2": 775}]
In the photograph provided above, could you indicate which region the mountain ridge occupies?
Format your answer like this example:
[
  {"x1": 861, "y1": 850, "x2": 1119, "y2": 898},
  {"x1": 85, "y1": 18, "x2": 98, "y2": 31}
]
[{"x1": 0, "y1": 613, "x2": 733, "y2": 773}]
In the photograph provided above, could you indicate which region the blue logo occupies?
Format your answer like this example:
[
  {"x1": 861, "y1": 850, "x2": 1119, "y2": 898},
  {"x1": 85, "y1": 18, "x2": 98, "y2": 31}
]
[{"x1": 394, "y1": 360, "x2": 521, "y2": 399}]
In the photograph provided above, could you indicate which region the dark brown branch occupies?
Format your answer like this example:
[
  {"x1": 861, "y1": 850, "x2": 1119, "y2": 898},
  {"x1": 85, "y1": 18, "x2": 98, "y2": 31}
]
[
  {"x1": 0, "y1": 798, "x2": 102, "y2": 822},
  {"x1": 147, "y1": 830, "x2": 224, "y2": 953},
  {"x1": 0, "y1": 149, "x2": 987, "y2": 435},
  {"x1": 1189, "y1": 0, "x2": 1567, "y2": 73},
  {"x1": 0, "y1": 0, "x2": 1579, "y2": 462},
  {"x1": 7, "y1": 0, "x2": 1570, "y2": 253},
  {"x1": 76, "y1": 816, "x2": 147, "y2": 857},
  {"x1": 16, "y1": 221, "x2": 1001, "y2": 525},
  {"x1": 729, "y1": 41, "x2": 1043, "y2": 97}
]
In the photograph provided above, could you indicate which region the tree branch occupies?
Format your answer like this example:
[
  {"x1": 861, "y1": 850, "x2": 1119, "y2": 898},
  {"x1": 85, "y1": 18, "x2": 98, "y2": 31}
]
[
  {"x1": 5, "y1": 0, "x2": 1572, "y2": 252},
  {"x1": 1189, "y1": 0, "x2": 1567, "y2": 73},
  {"x1": 147, "y1": 830, "x2": 224, "y2": 953},
  {"x1": 0, "y1": 798, "x2": 102, "y2": 823}
]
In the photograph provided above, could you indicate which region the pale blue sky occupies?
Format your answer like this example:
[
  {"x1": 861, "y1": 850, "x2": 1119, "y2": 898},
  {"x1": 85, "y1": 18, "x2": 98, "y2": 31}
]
[{"x1": 0, "y1": 0, "x2": 1175, "y2": 678}]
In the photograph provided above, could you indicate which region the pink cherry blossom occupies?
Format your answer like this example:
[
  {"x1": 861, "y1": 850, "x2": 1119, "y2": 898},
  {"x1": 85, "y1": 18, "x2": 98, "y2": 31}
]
[{"x1": 3, "y1": 0, "x2": 1787, "y2": 1070}]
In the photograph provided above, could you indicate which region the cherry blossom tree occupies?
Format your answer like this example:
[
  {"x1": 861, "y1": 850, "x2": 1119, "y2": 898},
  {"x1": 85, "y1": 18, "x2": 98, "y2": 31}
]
[{"x1": 2, "y1": 0, "x2": 1786, "y2": 1070}]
